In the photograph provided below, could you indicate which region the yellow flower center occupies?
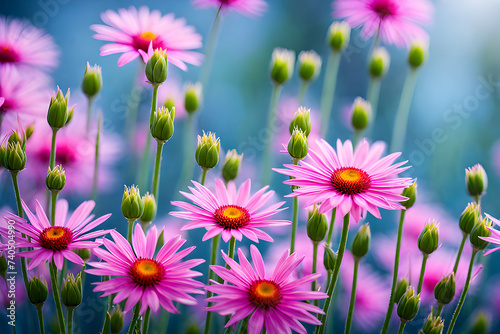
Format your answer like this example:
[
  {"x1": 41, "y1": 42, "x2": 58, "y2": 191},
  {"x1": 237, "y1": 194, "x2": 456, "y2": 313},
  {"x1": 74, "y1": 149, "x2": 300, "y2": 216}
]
[
  {"x1": 223, "y1": 207, "x2": 243, "y2": 219},
  {"x1": 249, "y1": 280, "x2": 281, "y2": 309},
  {"x1": 130, "y1": 258, "x2": 165, "y2": 287},
  {"x1": 40, "y1": 227, "x2": 72, "y2": 251},
  {"x1": 331, "y1": 167, "x2": 372, "y2": 195},
  {"x1": 140, "y1": 31, "x2": 157, "y2": 41},
  {"x1": 214, "y1": 205, "x2": 250, "y2": 229}
]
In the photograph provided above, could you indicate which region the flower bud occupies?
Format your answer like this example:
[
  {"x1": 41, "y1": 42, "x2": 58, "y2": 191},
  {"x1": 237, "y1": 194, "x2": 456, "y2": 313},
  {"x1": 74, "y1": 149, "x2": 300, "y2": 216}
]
[
  {"x1": 222, "y1": 149, "x2": 243, "y2": 183},
  {"x1": 470, "y1": 312, "x2": 489, "y2": 334},
  {"x1": 145, "y1": 48, "x2": 168, "y2": 84},
  {"x1": 150, "y1": 106, "x2": 175, "y2": 143},
  {"x1": 394, "y1": 278, "x2": 409, "y2": 304},
  {"x1": 46, "y1": 165, "x2": 66, "y2": 193},
  {"x1": 323, "y1": 246, "x2": 337, "y2": 272},
  {"x1": 186, "y1": 322, "x2": 200, "y2": 334},
  {"x1": 289, "y1": 107, "x2": 311, "y2": 137},
  {"x1": 8, "y1": 131, "x2": 21, "y2": 145},
  {"x1": 418, "y1": 221, "x2": 439, "y2": 255},
  {"x1": 73, "y1": 248, "x2": 91, "y2": 263},
  {"x1": 351, "y1": 97, "x2": 372, "y2": 131},
  {"x1": 28, "y1": 276, "x2": 49, "y2": 307},
  {"x1": 103, "y1": 312, "x2": 111, "y2": 334},
  {"x1": 61, "y1": 274, "x2": 82, "y2": 309},
  {"x1": 156, "y1": 229, "x2": 165, "y2": 253},
  {"x1": 401, "y1": 181, "x2": 417, "y2": 210},
  {"x1": 328, "y1": 21, "x2": 351, "y2": 51},
  {"x1": 434, "y1": 272, "x2": 455, "y2": 306},
  {"x1": 47, "y1": 87, "x2": 73, "y2": 130},
  {"x1": 287, "y1": 127, "x2": 308, "y2": 161},
  {"x1": 0, "y1": 144, "x2": 6, "y2": 169},
  {"x1": 184, "y1": 82, "x2": 203, "y2": 114},
  {"x1": 397, "y1": 286, "x2": 420, "y2": 323},
  {"x1": 270, "y1": 48, "x2": 295, "y2": 85},
  {"x1": 369, "y1": 47, "x2": 390, "y2": 78},
  {"x1": 121, "y1": 185, "x2": 144, "y2": 220},
  {"x1": 110, "y1": 306, "x2": 124, "y2": 334},
  {"x1": 297, "y1": 50, "x2": 322, "y2": 82},
  {"x1": 195, "y1": 131, "x2": 220, "y2": 171},
  {"x1": 140, "y1": 193, "x2": 157, "y2": 224},
  {"x1": 459, "y1": 203, "x2": 480, "y2": 235},
  {"x1": 408, "y1": 40, "x2": 428, "y2": 69},
  {"x1": 25, "y1": 124, "x2": 35, "y2": 140},
  {"x1": 470, "y1": 217, "x2": 492, "y2": 250},
  {"x1": 81, "y1": 62, "x2": 102, "y2": 98},
  {"x1": 352, "y1": 223, "x2": 371, "y2": 259},
  {"x1": 465, "y1": 164, "x2": 488, "y2": 199},
  {"x1": 4, "y1": 142, "x2": 26, "y2": 172},
  {"x1": 419, "y1": 313, "x2": 444, "y2": 334},
  {"x1": 307, "y1": 207, "x2": 328, "y2": 242},
  {"x1": 0, "y1": 255, "x2": 7, "y2": 276}
]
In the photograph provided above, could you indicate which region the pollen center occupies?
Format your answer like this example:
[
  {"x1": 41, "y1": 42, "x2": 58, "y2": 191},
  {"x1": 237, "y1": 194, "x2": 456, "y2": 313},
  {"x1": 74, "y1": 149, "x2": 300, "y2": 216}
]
[
  {"x1": 370, "y1": 0, "x2": 398, "y2": 18},
  {"x1": 214, "y1": 205, "x2": 250, "y2": 229},
  {"x1": 331, "y1": 167, "x2": 372, "y2": 195},
  {"x1": 248, "y1": 280, "x2": 281, "y2": 309},
  {"x1": 40, "y1": 227, "x2": 72, "y2": 251},
  {"x1": 129, "y1": 258, "x2": 165, "y2": 287},
  {"x1": 140, "y1": 31, "x2": 157, "y2": 41},
  {"x1": 0, "y1": 44, "x2": 20, "y2": 63},
  {"x1": 133, "y1": 31, "x2": 161, "y2": 53}
]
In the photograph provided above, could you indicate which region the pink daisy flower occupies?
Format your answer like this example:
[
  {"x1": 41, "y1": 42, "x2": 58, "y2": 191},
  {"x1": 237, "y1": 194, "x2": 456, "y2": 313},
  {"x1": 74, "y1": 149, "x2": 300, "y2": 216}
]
[
  {"x1": 5, "y1": 199, "x2": 111, "y2": 270},
  {"x1": 206, "y1": 245, "x2": 327, "y2": 333},
  {"x1": 170, "y1": 179, "x2": 290, "y2": 243},
  {"x1": 333, "y1": 0, "x2": 433, "y2": 47},
  {"x1": 0, "y1": 16, "x2": 59, "y2": 70},
  {"x1": 274, "y1": 139, "x2": 412, "y2": 222},
  {"x1": 86, "y1": 224, "x2": 205, "y2": 314},
  {"x1": 192, "y1": 0, "x2": 268, "y2": 17},
  {"x1": 90, "y1": 6, "x2": 203, "y2": 70},
  {"x1": 479, "y1": 213, "x2": 500, "y2": 256}
]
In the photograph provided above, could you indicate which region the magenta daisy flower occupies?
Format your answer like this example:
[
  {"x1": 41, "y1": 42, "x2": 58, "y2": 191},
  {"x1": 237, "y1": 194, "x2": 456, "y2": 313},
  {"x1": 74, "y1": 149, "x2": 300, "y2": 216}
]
[
  {"x1": 206, "y1": 245, "x2": 327, "y2": 333},
  {"x1": 5, "y1": 199, "x2": 111, "y2": 270},
  {"x1": 333, "y1": 0, "x2": 433, "y2": 47},
  {"x1": 86, "y1": 224, "x2": 205, "y2": 314},
  {"x1": 170, "y1": 179, "x2": 290, "y2": 243},
  {"x1": 0, "y1": 16, "x2": 59, "y2": 70},
  {"x1": 479, "y1": 213, "x2": 500, "y2": 256},
  {"x1": 274, "y1": 139, "x2": 412, "y2": 222},
  {"x1": 91, "y1": 6, "x2": 203, "y2": 70},
  {"x1": 192, "y1": 0, "x2": 268, "y2": 17}
]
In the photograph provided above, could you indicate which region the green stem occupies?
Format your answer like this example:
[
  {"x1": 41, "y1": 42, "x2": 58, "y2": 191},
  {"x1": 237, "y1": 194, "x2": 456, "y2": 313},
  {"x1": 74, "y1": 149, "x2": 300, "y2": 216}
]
[
  {"x1": 49, "y1": 261, "x2": 67, "y2": 334},
  {"x1": 320, "y1": 50, "x2": 341, "y2": 138},
  {"x1": 298, "y1": 81, "x2": 309, "y2": 105},
  {"x1": 290, "y1": 159, "x2": 299, "y2": 254},
  {"x1": 200, "y1": 169, "x2": 208, "y2": 186},
  {"x1": 227, "y1": 237, "x2": 236, "y2": 264},
  {"x1": 324, "y1": 271, "x2": 332, "y2": 295},
  {"x1": 151, "y1": 141, "x2": 164, "y2": 202},
  {"x1": 127, "y1": 302, "x2": 141, "y2": 334},
  {"x1": 58, "y1": 259, "x2": 66, "y2": 292},
  {"x1": 86, "y1": 96, "x2": 94, "y2": 135},
  {"x1": 315, "y1": 213, "x2": 350, "y2": 334},
  {"x1": 204, "y1": 234, "x2": 221, "y2": 334},
  {"x1": 436, "y1": 303, "x2": 444, "y2": 317},
  {"x1": 344, "y1": 258, "x2": 359, "y2": 334},
  {"x1": 353, "y1": 130, "x2": 362, "y2": 148},
  {"x1": 199, "y1": 5, "x2": 223, "y2": 92},
  {"x1": 453, "y1": 233, "x2": 467, "y2": 274},
  {"x1": 68, "y1": 308, "x2": 73, "y2": 334},
  {"x1": 312, "y1": 241, "x2": 318, "y2": 292},
  {"x1": 127, "y1": 219, "x2": 136, "y2": 244},
  {"x1": 149, "y1": 84, "x2": 159, "y2": 126},
  {"x1": 92, "y1": 114, "x2": 101, "y2": 202},
  {"x1": 51, "y1": 192, "x2": 57, "y2": 226},
  {"x1": 417, "y1": 253, "x2": 428, "y2": 295},
  {"x1": 261, "y1": 84, "x2": 282, "y2": 186},
  {"x1": 397, "y1": 322, "x2": 406, "y2": 334},
  {"x1": 389, "y1": 69, "x2": 418, "y2": 153},
  {"x1": 381, "y1": 209, "x2": 406, "y2": 334},
  {"x1": 50, "y1": 129, "x2": 58, "y2": 169},
  {"x1": 326, "y1": 208, "x2": 337, "y2": 246},
  {"x1": 36, "y1": 306, "x2": 46, "y2": 334},
  {"x1": 446, "y1": 250, "x2": 478, "y2": 334},
  {"x1": 142, "y1": 307, "x2": 151, "y2": 334},
  {"x1": 10, "y1": 172, "x2": 29, "y2": 291}
]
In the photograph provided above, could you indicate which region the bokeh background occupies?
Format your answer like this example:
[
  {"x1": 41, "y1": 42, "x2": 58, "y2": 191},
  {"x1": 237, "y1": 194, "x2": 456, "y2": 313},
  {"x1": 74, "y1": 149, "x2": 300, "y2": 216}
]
[{"x1": 1, "y1": 0, "x2": 500, "y2": 333}]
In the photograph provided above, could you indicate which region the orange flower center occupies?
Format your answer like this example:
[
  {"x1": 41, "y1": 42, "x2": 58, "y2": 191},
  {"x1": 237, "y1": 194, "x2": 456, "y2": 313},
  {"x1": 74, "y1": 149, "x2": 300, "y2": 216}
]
[
  {"x1": 140, "y1": 31, "x2": 157, "y2": 41},
  {"x1": 214, "y1": 205, "x2": 250, "y2": 229},
  {"x1": 0, "y1": 44, "x2": 20, "y2": 63},
  {"x1": 331, "y1": 167, "x2": 372, "y2": 195},
  {"x1": 248, "y1": 280, "x2": 281, "y2": 309},
  {"x1": 129, "y1": 258, "x2": 165, "y2": 287},
  {"x1": 40, "y1": 227, "x2": 72, "y2": 251}
]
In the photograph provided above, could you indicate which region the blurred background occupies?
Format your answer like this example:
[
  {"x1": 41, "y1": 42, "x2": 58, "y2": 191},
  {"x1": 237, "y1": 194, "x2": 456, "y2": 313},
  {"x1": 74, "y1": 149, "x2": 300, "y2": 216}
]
[{"x1": 1, "y1": 0, "x2": 500, "y2": 333}]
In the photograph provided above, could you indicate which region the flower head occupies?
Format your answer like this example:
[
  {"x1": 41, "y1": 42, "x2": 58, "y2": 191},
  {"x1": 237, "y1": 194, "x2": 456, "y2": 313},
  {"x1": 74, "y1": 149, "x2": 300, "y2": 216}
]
[
  {"x1": 87, "y1": 224, "x2": 204, "y2": 314},
  {"x1": 171, "y1": 179, "x2": 289, "y2": 243},
  {"x1": 206, "y1": 245, "x2": 327, "y2": 333},
  {"x1": 192, "y1": 0, "x2": 268, "y2": 17},
  {"x1": 91, "y1": 6, "x2": 203, "y2": 70}
]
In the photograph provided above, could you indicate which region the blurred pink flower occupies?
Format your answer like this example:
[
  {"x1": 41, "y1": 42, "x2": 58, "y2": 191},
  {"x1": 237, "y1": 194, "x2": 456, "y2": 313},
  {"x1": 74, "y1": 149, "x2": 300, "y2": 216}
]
[{"x1": 192, "y1": 0, "x2": 268, "y2": 17}]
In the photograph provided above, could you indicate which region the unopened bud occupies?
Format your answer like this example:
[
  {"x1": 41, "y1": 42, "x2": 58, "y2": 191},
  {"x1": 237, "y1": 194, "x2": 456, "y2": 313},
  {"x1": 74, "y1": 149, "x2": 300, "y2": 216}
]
[
  {"x1": 82, "y1": 62, "x2": 102, "y2": 97},
  {"x1": 289, "y1": 107, "x2": 311, "y2": 137},
  {"x1": 307, "y1": 207, "x2": 328, "y2": 242},
  {"x1": 351, "y1": 97, "x2": 372, "y2": 131},
  {"x1": 140, "y1": 193, "x2": 157, "y2": 224},
  {"x1": 121, "y1": 185, "x2": 144, "y2": 220},
  {"x1": 270, "y1": 48, "x2": 295, "y2": 85},
  {"x1": 408, "y1": 40, "x2": 428, "y2": 69},
  {"x1": 287, "y1": 127, "x2": 308, "y2": 161},
  {"x1": 465, "y1": 164, "x2": 488, "y2": 200},
  {"x1": 434, "y1": 273, "x2": 455, "y2": 306},
  {"x1": 150, "y1": 106, "x2": 175, "y2": 143},
  {"x1": 184, "y1": 82, "x2": 202, "y2": 114},
  {"x1": 46, "y1": 165, "x2": 66, "y2": 193},
  {"x1": 401, "y1": 181, "x2": 417, "y2": 210},
  {"x1": 61, "y1": 274, "x2": 82, "y2": 309},
  {"x1": 470, "y1": 217, "x2": 492, "y2": 250},
  {"x1": 397, "y1": 286, "x2": 420, "y2": 323},
  {"x1": 369, "y1": 47, "x2": 390, "y2": 78},
  {"x1": 222, "y1": 149, "x2": 243, "y2": 183},
  {"x1": 328, "y1": 21, "x2": 350, "y2": 51},
  {"x1": 145, "y1": 48, "x2": 168, "y2": 84},
  {"x1": 459, "y1": 203, "x2": 480, "y2": 235},
  {"x1": 418, "y1": 221, "x2": 439, "y2": 255},
  {"x1": 195, "y1": 131, "x2": 220, "y2": 171},
  {"x1": 352, "y1": 223, "x2": 371, "y2": 259},
  {"x1": 297, "y1": 50, "x2": 322, "y2": 82}
]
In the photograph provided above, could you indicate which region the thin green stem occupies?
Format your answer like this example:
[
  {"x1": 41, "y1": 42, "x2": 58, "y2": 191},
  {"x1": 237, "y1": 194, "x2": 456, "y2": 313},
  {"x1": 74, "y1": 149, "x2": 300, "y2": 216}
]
[
  {"x1": 446, "y1": 250, "x2": 478, "y2": 334},
  {"x1": 68, "y1": 308, "x2": 73, "y2": 334},
  {"x1": 436, "y1": 303, "x2": 444, "y2": 317},
  {"x1": 142, "y1": 307, "x2": 151, "y2": 334},
  {"x1": 127, "y1": 302, "x2": 141, "y2": 334},
  {"x1": 58, "y1": 259, "x2": 66, "y2": 292},
  {"x1": 49, "y1": 262, "x2": 66, "y2": 334},
  {"x1": 326, "y1": 208, "x2": 337, "y2": 246},
  {"x1": 127, "y1": 219, "x2": 136, "y2": 244},
  {"x1": 290, "y1": 159, "x2": 299, "y2": 254},
  {"x1": 320, "y1": 50, "x2": 341, "y2": 138},
  {"x1": 344, "y1": 258, "x2": 359, "y2": 334},
  {"x1": 200, "y1": 169, "x2": 208, "y2": 186},
  {"x1": 453, "y1": 233, "x2": 467, "y2": 274},
  {"x1": 261, "y1": 84, "x2": 282, "y2": 186},
  {"x1": 92, "y1": 114, "x2": 101, "y2": 202},
  {"x1": 316, "y1": 213, "x2": 350, "y2": 334},
  {"x1": 199, "y1": 5, "x2": 223, "y2": 92},
  {"x1": 353, "y1": 130, "x2": 362, "y2": 148},
  {"x1": 397, "y1": 322, "x2": 406, "y2": 334},
  {"x1": 10, "y1": 172, "x2": 29, "y2": 291},
  {"x1": 312, "y1": 241, "x2": 319, "y2": 292},
  {"x1": 36, "y1": 306, "x2": 46, "y2": 334},
  {"x1": 227, "y1": 237, "x2": 236, "y2": 264},
  {"x1": 86, "y1": 96, "x2": 94, "y2": 135},
  {"x1": 151, "y1": 141, "x2": 164, "y2": 202},
  {"x1": 417, "y1": 254, "x2": 428, "y2": 295},
  {"x1": 204, "y1": 234, "x2": 220, "y2": 334},
  {"x1": 51, "y1": 192, "x2": 57, "y2": 226},
  {"x1": 325, "y1": 271, "x2": 332, "y2": 295},
  {"x1": 298, "y1": 81, "x2": 309, "y2": 105},
  {"x1": 50, "y1": 129, "x2": 58, "y2": 169},
  {"x1": 381, "y1": 209, "x2": 407, "y2": 334},
  {"x1": 149, "y1": 84, "x2": 159, "y2": 126}
]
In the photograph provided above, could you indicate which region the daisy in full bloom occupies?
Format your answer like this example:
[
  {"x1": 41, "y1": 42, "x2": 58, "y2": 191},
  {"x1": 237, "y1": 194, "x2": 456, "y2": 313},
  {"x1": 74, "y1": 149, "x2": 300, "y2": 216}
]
[
  {"x1": 206, "y1": 245, "x2": 327, "y2": 333},
  {"x1": 170, "y1": 179, "x2": 290, "y2": 243},
  {"x1": 87, "y1": 224, "x2": 205, "y2": 314},
  {"x1": 274, "y1": 139, "x2": 412, "y2": 222},
  {"x1": 333, "y1": 0, "x2": 433, "y2": 47},
  {"x1": 479, "y1": 213, "x2": 500, "y2": 256},
  {"x1": 4, "y1": 199, "x2": 111, "y2": 270},
  {"x1": 0, "y1": 16, "x2": 59, "y2": 70},
  {"x1": 91, "y1": 6, "x2": 203, "y2": 70},
  {"x1": 192, "y1": 0, "x2": 268, "y2": 17}
]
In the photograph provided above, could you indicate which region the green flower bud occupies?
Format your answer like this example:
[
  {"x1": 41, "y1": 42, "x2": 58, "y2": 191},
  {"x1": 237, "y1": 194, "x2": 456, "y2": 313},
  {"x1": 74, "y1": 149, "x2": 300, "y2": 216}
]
[
  {"x1": 369, "y1": 47, "x2": 390, "y2": 78},
  {"x1": 164, "y1": 97, "x2": 176, "y2": 111},
  {"x1": 140, "y1": 192, "x2": 157, "y2": 224},
  {"x1": 0, "y1": 144, "x2": 6, "y2": 169},
  {"x1": 351, "y1": 97, "x2": 372, "y2": 131},
  {"x1": 0, "y1": 255, "x2": 7, "y2": 277},
  {"x1": 401, "y1": 181, "x2": 417, "y2": 210},
  {"x1": 465, "y1": 164, "x2": 488, "y2": 199},
  {"x1": 195, "y1": 131, "x2": 221, "y2": 171},
  {"x1": 408, "y1": 40, "x2": 428, "y2": 69},
  {"x1": 418, "y1": 221, "x2": 439, "y2": 255},
  {"x1": 289, "y1": 107, "x2": 311, "y2": 137},
  {"x1": 46, "y1": 165, "x2": 66, "y2": 193},
  {"x1": 470, "y1": 312, "x2": 489, "y2": 334},
  {"x1": 186, "y1": 322, "x2": 200, "y2": 334},
  {"x1": 459, "y1": 203, "x2": 480, "y2": 235},
  {"x1": 156, "y1": 228, "x2": 165, "y2": 253},
  {"x1": 397, "y1": 286, "x2": 420, "y2": 323},
  {"x1": 328, "y1": 21, "x2": 351, "y2": 51},
  {"x1": 419, "y1": 312, "x2": 444, "y2": 334},
  {"x1": 4, "y1": 142, "x2": 26, "y2": 172},
  {"x1": 47, "y1": 87, "x2": 73, "y2": 129},
  {"x1": 150, "y1": 106, "x2": 175, "y2": 143},
  {"x1": 222, "y1": 149, "x2": 243, "y2": 183},
  {"x1": 25, "y1": 124, "x2": 35, "y2": 140},
  {"x1": 323, "y1": 246, "x2": 337, "y2": 272},
  {"x1": 394, "y1": 278, "x2": 409, "y2": 304},
  {"x1": 27, "y1": 276, "x2": 49, "y2": 307},
  {"x1": 81, "y1": 62, "x2": 102, "y2": 98},
  {"x1": 352, "y1": 223, "x2": 371, "y2": 259},
  {"x1": 470, "y1": 217, "x2": 492, "y2": 250},
  {"x1": 61, "y1": 274, "x2": 82, "y2": 309},
  {"x1": 145, "y1": 48, "x2": 168, "y2": 84},
  {"x1": 307, "y1": 207, "x2": 328, "y2": 242},
  {"x1": 184, "y1": 82, "x2": 202, "y2": 114},
  {"x1": 121, "y1": 185, "x2": 144, "y2": 220},
  {"x1": 8, "y1": 131, "x2": 21, "y2": 145},
  {"x1": 287, "y1": 127, "x2": 309, "y2": 161},
  {"x1": 297, "y1": 50, "x2": 322, "y2": 82},
  {"x1": 270, "y1": 48, "x2": 295, "y2": 85},
  {"x1": 73, "y1": 248, "x2": 91, "y2": 263},
  {"x1": 434, "y1": 272, "x2": 455, "y2": 305},
  {"x1": 110, "y1": 306, "x2": 124, "y2": 334}
]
